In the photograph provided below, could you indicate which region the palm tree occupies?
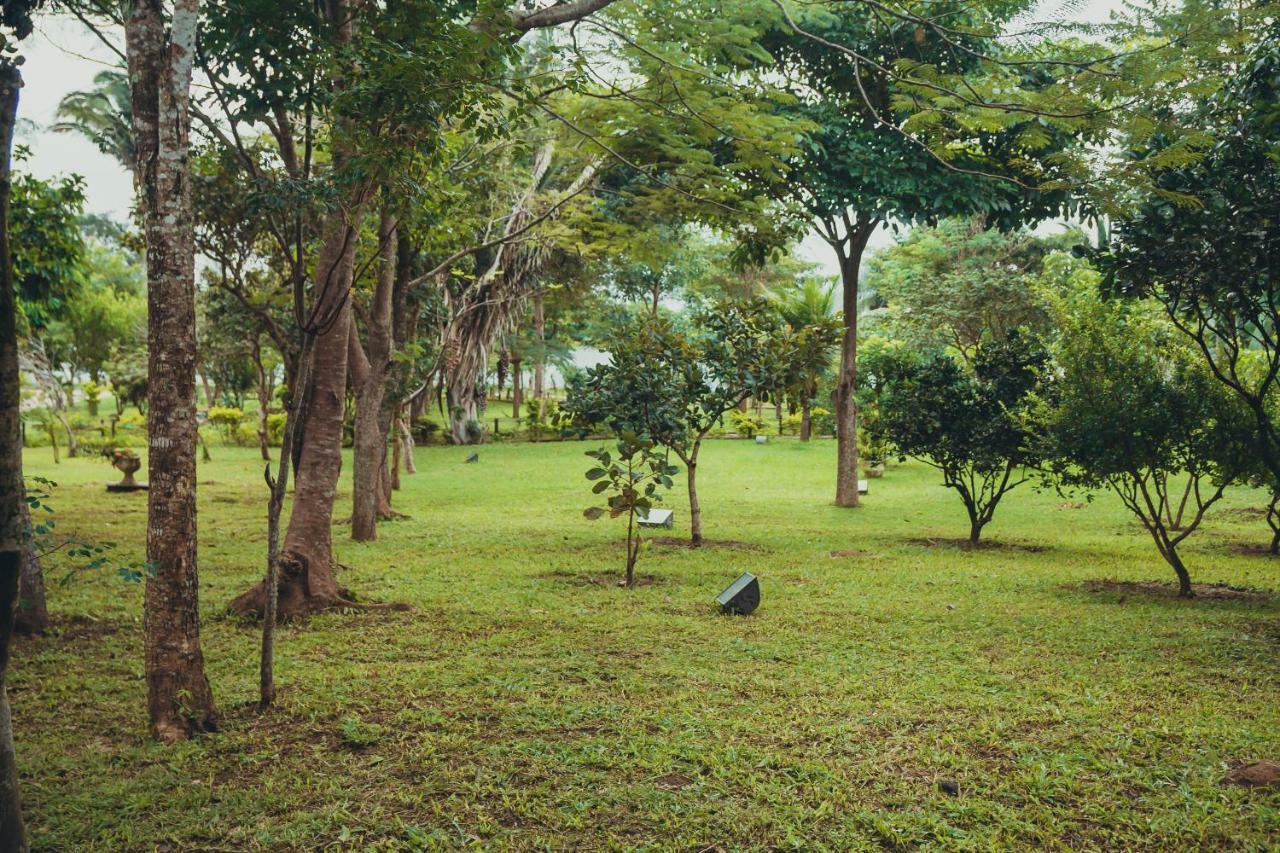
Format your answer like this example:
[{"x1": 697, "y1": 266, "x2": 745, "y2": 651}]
[
  {"x1": 52, "y1": 68, "x2": 134, "y2": 174},
  {"x1": 775, "y1": 276, "x2": 840, "y2": 441}
]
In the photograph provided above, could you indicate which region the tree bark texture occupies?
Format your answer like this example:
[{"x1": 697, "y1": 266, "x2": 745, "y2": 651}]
[
  {"x1": 0, "y1": 60, "x2": 30, "y2": 851},
  {"x1": 126, "y1": 0, "x2": 218, "y2": 743},
  {"x1": 832, "y1": 223, "x2": 874, "y2": 508},
  {"x1": 351, "y1": 209, "x2": 399, "y2": 541},
  {"x1": 15, "y1": 502, "x2": 45, "y2": 637}
]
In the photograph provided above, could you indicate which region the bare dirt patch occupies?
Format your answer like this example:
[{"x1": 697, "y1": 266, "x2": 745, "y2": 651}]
[
  {"x1": 1222, "y1": 760, "x2": 1280, "y2": 789},
  {"x1": 648, "y1": 537, "x2": 764, "y2": 552},
  {"x1": 908, "y1": 537, "x2": 1049, "y2": 553},
  {"x1": 1058, "y1": 502, "x2": 1087, "y2": 510},
  {"x1": 652, "y1": 772, "x2": 695, "y2": 790},
  {"x1": 1073, "y1": 579, "x2": 1271, "y2": 602},
  {"x1": 830, "y1": 549, "x2": 873, "y2": 558}
]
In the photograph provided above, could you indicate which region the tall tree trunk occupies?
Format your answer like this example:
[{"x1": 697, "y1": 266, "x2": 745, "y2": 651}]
[
  {"x1": 832, "y1": 223, "x2": 875, "y2": 508},
  {"x1": 800, "y1": 399, "x2": 812, "y2": 442},
  {"x1": 15, "y1": 502, "x2": 46, "y2": 637},
  {"x1": 511, "y1": 354, "x2": 523, "y2": 419},
  {"x1": 533, "y1": 291, "x2": 547, "y2": 422},
  {"x1": 0, "y1": 60, "x2": 30, "y2": 849},
  {"x1": 252, "y1": 336, "x2": 270, "y2": 461},
  {"x1": 351, "y1": 209, "x2": 397, "y2": 541},
  {"x1": 351, "y1": 376, "x2": 388, "y2": 540},
  {"x1": 229, "y1": 219, "x2": 363, "y2": 618},
  {"x1": 127, "y1": 0, "x2": 218, "y2": 743}
]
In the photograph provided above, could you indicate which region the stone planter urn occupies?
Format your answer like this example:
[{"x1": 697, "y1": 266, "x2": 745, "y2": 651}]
[
  {"x1": 862, "y1": 459, "x2": 885, "y2": 479},
  {"x1": 107, "y1": 449, "x2": 148, "y2": 492}
]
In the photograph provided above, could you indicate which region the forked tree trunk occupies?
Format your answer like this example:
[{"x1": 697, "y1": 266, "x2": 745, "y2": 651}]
[
  {"x1": 15, "y1": 502, "x2": 46, "y2": 636},
  {"x1": 127, "y1": 0, "x2": 218, "y2": 743},
  {"x1": 0, "y1": 60, "x2": 30, "y2": 849}
]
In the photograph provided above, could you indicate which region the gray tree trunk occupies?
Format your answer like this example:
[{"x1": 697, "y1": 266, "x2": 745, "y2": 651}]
[{"x1": 126, "y1": 0, "x2": 218, "y2": 743}]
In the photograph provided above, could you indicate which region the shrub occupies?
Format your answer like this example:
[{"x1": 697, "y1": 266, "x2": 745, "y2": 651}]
[
  {"x1": 808, "y1": 406, "x2": 835, "y2": 438},
  {"x1": 207, "y1": 405, "x2": 245, "y2": 444},
  {"x1": 728, "y1": 409, "x2": 764, "y2": 438},
  {"x1": 1045, "y1": 291, "x2": 1255, "y2": 597},
  {"x1": 266, "y1": 412, "x2": 288, "y2": 446},
  {"x1": 875, "y1": 334, "x2": 1050, "y2": 543}
]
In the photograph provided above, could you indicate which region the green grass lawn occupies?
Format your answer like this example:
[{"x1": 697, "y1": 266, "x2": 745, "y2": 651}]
[{"x1": 14, "y1": 439, "x2": 1280, "y2": 850}]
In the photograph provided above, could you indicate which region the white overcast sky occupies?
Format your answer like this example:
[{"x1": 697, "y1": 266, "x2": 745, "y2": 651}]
[{"x1": 21, "y1": 1, "x2": 1124, "y2": 273}]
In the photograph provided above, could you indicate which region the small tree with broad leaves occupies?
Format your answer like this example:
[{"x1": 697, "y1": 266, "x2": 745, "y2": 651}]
[
  {"x1": 1044, "y1": 290, "x2": 1255, "y2": 597},
  {"x1": 583, "y1": 432, "x2": 678, "y2": 588},
  {"x1": 566, "y1": 299, "x2": 787, "y2": 545},
  {"x1": 872, "y1": 333, "x2": 1050, "y2": 544}
]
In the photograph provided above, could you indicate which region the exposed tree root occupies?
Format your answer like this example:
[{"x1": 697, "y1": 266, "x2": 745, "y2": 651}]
[{"x1": 228, "y1": 553, "x2": 410, "y2": 620}]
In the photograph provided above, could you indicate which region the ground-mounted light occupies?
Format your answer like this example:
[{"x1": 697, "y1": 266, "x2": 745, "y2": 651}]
[
  {"x1": 638, "y1": 508, "x2": 674, "y2": 529},
  {"x1": 716, "y1": 572, "x2": 760, "y2": 615}
]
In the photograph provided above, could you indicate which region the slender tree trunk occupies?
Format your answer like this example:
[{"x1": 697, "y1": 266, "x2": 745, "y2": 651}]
[
  {"x1": 686, "y1": 443, "x2": 703, "y2": 546},
  {"x1": 0, "y1": 61, "x2": 30, "y2": 850},
  {"x1": 15, "y1": 502, "x2": 46, "y2": 637},
  {"x1": 127, "y1": 0, "x2": 218, "y2": 743},
  {"x1": 199, "y1": 373, "x2": 213, "y2": 408},
  {"x1": 399, "y1": 412, "x2": 417, "y2": 473},
  {"x1": 832, "y1": 223, "x2": 874, "y2": 507},
  {"x1": 969, "y1": 518, "x2": 983, "y2": 545},
  {"x1": 800, "y1": 400, "x2": 812, "y2": 442},
  {"x1": 252, "y1": 337, "x2": 270, "y2": 461},
  {"x1": 511, "y1": 355, "x2": 523, "y2": 419},
  {"x1": 1165, "y1": 545, "x2": 1194, "y2": 598},
  {"x1": 624, "y1": 505, "x2": 638, "y2": 588},
  {"x1": 257, "y1": 331, "x2": 312, "y2": 708},
  {"x1": 534, "y1": 292, "x2": 547, "y2": 422},
  {"x1": 351, "y1": 209, "x2": 398, "y2": 541},
  {"x1": 390, "y1": 408, "x2": 401, "y2": 491},
  {"x1": 1267, "y1": 494, "x2": 1279, "y2": 555}
]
